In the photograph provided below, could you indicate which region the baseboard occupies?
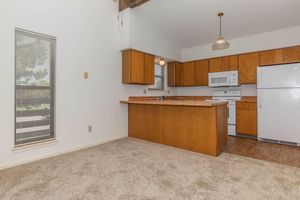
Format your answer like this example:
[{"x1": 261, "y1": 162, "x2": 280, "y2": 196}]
[{"x1": 0, "y1": 134, "x2": 127, "y2": 171}]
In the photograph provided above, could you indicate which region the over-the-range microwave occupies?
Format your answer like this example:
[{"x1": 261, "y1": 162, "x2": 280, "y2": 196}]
[{"x1": 208, "y1": 71, "x2": 239, "y2": 87}]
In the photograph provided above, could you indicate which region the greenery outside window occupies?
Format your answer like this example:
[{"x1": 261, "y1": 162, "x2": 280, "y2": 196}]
[
  {"x1": 149, "y1": 64, "x2": 165, "y2": 90},
  {"x1": 15, "y1": 29, "x2": 56, "y2": 146}
]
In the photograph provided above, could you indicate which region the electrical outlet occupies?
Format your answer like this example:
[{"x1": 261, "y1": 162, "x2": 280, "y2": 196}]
[
  {"x1": 88, "y1": 125, "x2": 92, "y2": 132},
  {"x1": 143, "y1": 89, "x2": 147, "y2": 94},
  {"x1": 84, "y1": 72, "x2": 89, "y2": 79}
]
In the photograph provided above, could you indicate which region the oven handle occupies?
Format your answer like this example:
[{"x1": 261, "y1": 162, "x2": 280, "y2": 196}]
[{"x1": 228, "y1": 106, "x2": 229, "y2": 118}]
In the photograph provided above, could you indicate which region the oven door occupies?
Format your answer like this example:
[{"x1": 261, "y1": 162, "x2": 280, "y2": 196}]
[{"x1": 228, "y1": 101, "x2": 237, "y2": 136}]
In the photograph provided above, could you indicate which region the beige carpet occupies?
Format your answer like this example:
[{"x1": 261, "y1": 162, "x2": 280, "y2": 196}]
[{"x1": 0, "y1": 138, "x2": 300, "y2": 200}]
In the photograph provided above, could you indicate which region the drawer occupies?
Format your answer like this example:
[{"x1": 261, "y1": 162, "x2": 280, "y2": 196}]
[{"x1": 236, "y1": 102, "x2": 257, "y2": 110}]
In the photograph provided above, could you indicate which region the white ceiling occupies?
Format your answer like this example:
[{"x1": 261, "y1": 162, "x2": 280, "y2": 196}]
[{"x1": 133, "y1": 0, "x2": 300, "y2": 49}]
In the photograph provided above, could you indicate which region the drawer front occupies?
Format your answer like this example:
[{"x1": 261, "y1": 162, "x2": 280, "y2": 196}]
[{"x1": 236, "y1": 102, "x2": 257, "y2": 110}]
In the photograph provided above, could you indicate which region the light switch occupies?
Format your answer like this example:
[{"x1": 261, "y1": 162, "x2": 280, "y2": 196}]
[
  {"x1": 88, "y1": 125, "x2": 92, "y2": 132},
  {"x1": 84, "y1": 72, "x2": 89, "y2": 79}
]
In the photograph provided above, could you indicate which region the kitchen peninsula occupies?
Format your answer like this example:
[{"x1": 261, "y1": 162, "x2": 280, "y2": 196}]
[{"x1": 121, "y1": 97, "x2": 228, "y2": 156}]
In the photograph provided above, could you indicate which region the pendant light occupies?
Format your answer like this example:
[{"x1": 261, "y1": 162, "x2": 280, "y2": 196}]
[
  {"x1": 159, "y1": 58, "x2": 165, "y2": 66},
  {"x1": 212, "y1": 12, "x2": 230, "y2": 51}
]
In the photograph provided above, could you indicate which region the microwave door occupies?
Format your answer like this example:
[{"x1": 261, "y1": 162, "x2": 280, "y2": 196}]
[{"x1": 209, "y1": 76, "x2": 229, "y2": 87}]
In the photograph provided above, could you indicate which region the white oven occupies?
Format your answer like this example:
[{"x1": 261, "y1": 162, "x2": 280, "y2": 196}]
[
  {"x1": 212, "y1": 90, "x2": 241, "y2": 136},
  {"x1": 209, "y1": 71, "x2": 239, "y2": 87}
]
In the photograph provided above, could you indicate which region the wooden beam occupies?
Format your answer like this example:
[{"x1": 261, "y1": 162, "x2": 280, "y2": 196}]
[{"x1": 119, "y1": 0, "x2": 150, "y2": 11}]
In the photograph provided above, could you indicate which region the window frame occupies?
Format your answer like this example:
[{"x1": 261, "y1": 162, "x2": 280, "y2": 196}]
[
  {"x1": 149, "y1": 64, "x2": 165, "y2": 90},
  {"x1": 14, "y1": 28, "x2": 56, "y2": 147}
]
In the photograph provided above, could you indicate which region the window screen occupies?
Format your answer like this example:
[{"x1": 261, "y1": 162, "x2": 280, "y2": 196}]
[{"x1": 15, "y1": 29, "x2": 56, "y2": 146}]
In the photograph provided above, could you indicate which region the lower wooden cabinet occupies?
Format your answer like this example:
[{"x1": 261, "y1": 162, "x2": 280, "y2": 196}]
[{"x1": 236, "y1": 102, "x2": 257, "y2": 137}]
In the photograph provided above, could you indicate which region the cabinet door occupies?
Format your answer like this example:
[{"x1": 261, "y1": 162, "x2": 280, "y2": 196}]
[
  {"x1": 260, "y1": 49, "x2": 283, "y2": 66},
  {"x1": 223, "y1": 55, "x2": 238, "y2": 71},
  {"x1": 236, "y1": 102, "x2": 257, "y2": 136},
  {"x1": 144, "y1": 53, "x2": 155, "y2": 84},
  {"x1": 182, "y1": 61, "x2": 195, "y2": 86},
  {"x1": 130, "y1": 50, "x2": 145, "y2": 84},
  {"x1": 167, "y1": 62, "x2": 176, "y2": 87},
  {"x1": 168, "y1": 62, "x2": 182, "y2": 87},
  {"x1": 239, "y1": 52, "x2": 259, "y2": 84},
  {"x1": 209, "y1": 57, "x2": 223, "y2": 72},
  {"x1": 195, "y1": 59, "x2": 208, "y2": 86},
  {"x1": 283, "y1": 46, "x2": 300, "y2": 63},
  {"x1": 122, "y1": 50, "x2": 131, "y2": 84},
  {"x1": 174, "y1": 62, "x2": 183, "y2": 86}
]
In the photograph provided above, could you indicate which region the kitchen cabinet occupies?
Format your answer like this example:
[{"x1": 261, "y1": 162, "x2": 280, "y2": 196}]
[
  {"x1": 260, "y1": 49, "x2": 283, "y2": 66},
  {"x1": 195, "y1": 59, "x2": 209, "y2": 86},
  {"x1": 209, "y1": 55, "x2": 238, "y2": 72},
  {"x1": 209, "y1": 57, "x2": 223, "y2": 72},
  {"x1": 169, "y1": 60, "x2": 209, "y2": 87},
  {"x1": 122, "y1": 49, "x2": 155, "y2": 85},
  {"x1": 223, "y1": 55, "x2": 238, "y2": 71},
  {"x1": 236, "y1": 102, "x2": 257, "y2": 137},
  {"x1": 260, "y1": 46, "x2": 300, "y2": 66},
  {"x1": 182, "y1": 61, "x2": 195, "y2": 86},
  {"x1": 239, "y1": 52, "x2": 259, "y2": 84},
  {"x1": 168, "y1": 62, "x2": 182, "y2": 87},
  {"x1": 144, "y1": 53, "x2": 155, "y2": 84},
  {"x1": 283, "y1": 45, "x2": 300, "y2": 63}
]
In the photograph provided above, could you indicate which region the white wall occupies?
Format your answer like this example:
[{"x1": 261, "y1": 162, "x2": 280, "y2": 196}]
[
  {"x1": 181, "y1": 25, "x2": 300, "y2": 61},
  {"x1": 175, "y1": 85, "x2": 257, "y2": 97},
  {"x1": 176, "y1": 25, "x2": 300, "y2": 97},
  {"x1": 118, "y1": 9, "x2": 182, "y2": 61},
  {"x1": 0, "y1": 0, "x2": 175, "y2": 169}
]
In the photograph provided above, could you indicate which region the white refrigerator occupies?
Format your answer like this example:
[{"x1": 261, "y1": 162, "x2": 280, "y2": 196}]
[{"x1": 257, "y1": 63, "x2": 300, "y2": 145}]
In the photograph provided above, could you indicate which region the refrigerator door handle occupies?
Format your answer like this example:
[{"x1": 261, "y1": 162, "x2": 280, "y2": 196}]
[{"x1": 259, "y1": 90, "x2": 263, "y2": 109}]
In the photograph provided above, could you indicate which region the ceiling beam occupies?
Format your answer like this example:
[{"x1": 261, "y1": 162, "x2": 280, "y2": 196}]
[{"x1": 119, "y1": 0, "x2": 150, "y2": 11}]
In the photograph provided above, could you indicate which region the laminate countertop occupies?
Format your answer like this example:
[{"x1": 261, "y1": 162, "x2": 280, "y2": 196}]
[
  {"x1": 120, "y1": 99, "x2": 228, "y2": 107},
  {"x1": 237, "y1": 96, "x2": 257, "y2": 103}
]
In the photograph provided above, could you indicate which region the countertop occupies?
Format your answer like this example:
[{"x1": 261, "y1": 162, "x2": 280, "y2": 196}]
[{"x1": 120, "y1": 99, "x2": 228, "y2": 107}]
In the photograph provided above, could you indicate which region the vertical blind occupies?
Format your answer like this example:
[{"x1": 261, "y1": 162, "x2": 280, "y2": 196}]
[{"x1": 15, "y1": 29, "x2": 56, "y2": 146}]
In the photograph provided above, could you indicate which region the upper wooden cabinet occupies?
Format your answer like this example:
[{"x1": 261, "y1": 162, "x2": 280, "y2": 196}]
[
  {"x1": 260, "y1": 46, "x2": 300, "y2": 66},
  {"x1": 223, "y1": 55, "x2": 238, "y2": 71},
  {"x1": 122, "y1": 49, "x2": 154, "y2": 85},
  {"x1": 260, "y1": 49, "x2": 283, "y2": 66},
  {"x1": 283, "y1": 46, "x2": 300, "y2": 63},
  {"x1": 168, "y1": 60, "x2": 208, "y2": 87},
  {"x1": 209, "y1": 55, "x2": 238, "y2": 73},
  {"x1": 182, "y1": 61, "x2": 195, "y2": 86},
  {"x1": 209, "y1": 57, "x2": 223, "y2": 72},
  {"x1": 144, "y1": 53, "x2": 155, "y2": 84},
  {"x1": 168, "y1": 62, "x2": 182, "y2": 87},
  {"x1": 239, "y1": 52, "x2": 259, "y2": 84},
  {"x1": 195, "y1": 59, "x2": 209, "y2": 86}
]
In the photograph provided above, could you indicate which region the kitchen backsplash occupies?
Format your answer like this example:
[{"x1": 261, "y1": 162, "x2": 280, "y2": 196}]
[{"x1": 175, "y1": 84, "x2": 257, "y2": 97}]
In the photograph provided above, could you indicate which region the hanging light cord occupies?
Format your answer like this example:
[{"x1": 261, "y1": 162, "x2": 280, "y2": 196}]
[{"x1": 219, "y1": 15, "x2": 222, "y2": 37}]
